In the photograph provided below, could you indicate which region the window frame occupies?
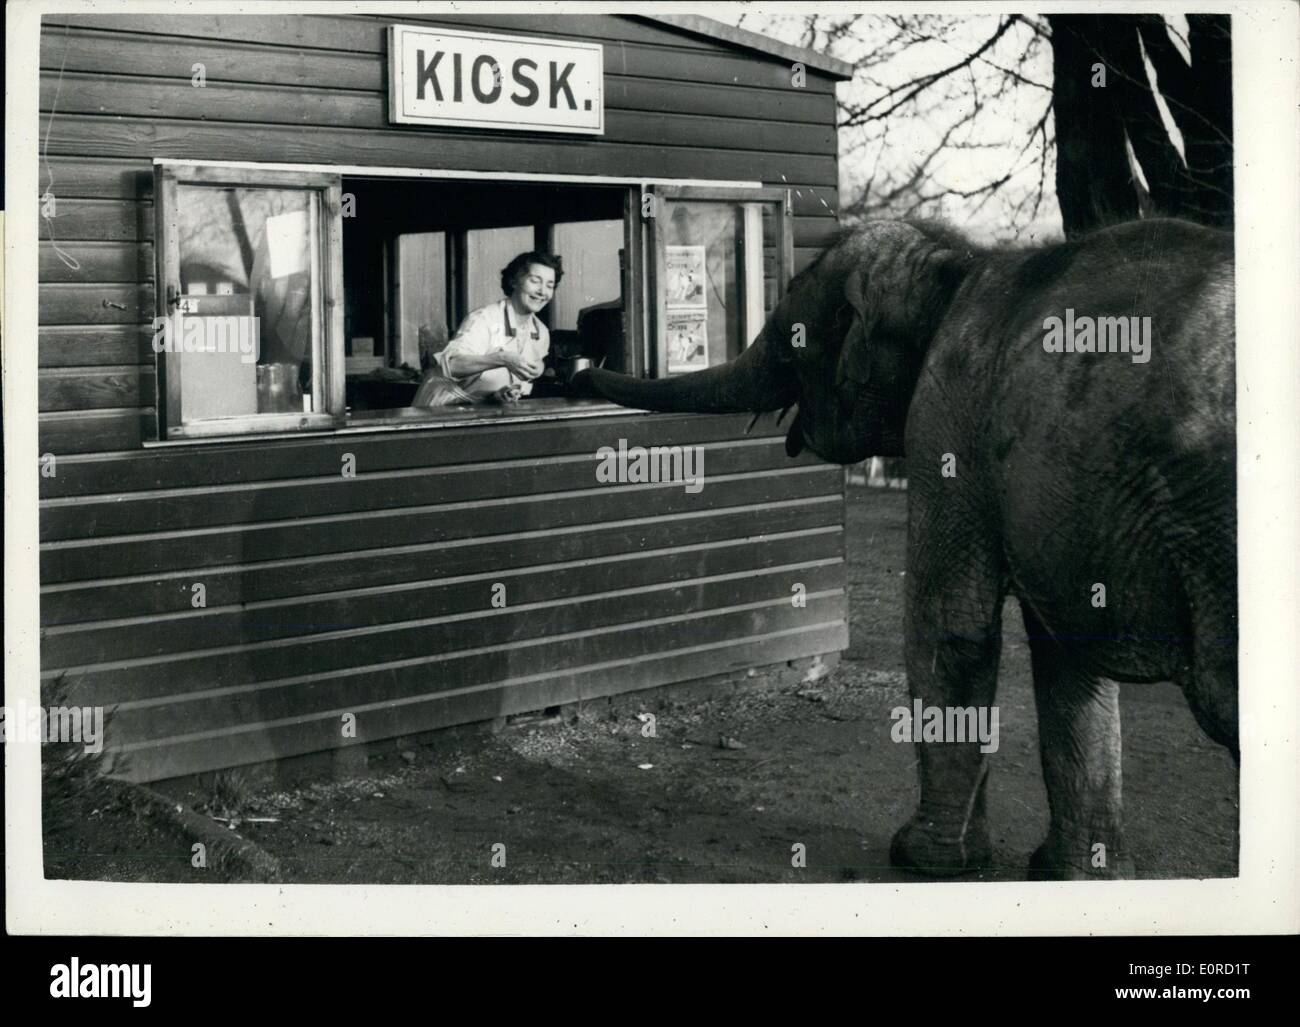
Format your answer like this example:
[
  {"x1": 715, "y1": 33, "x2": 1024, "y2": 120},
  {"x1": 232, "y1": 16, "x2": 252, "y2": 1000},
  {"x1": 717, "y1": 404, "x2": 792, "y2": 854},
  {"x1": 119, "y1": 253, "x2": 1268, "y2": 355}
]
[
  {"x1": 147, "y1": 160, "x2": 783, "y2": 444},
  {"x1": 642, "y1": 184, "x2": 793, "y2": 378},
  {"x1": 153, "y1": 163, "x2": 346, "y2": 440}
]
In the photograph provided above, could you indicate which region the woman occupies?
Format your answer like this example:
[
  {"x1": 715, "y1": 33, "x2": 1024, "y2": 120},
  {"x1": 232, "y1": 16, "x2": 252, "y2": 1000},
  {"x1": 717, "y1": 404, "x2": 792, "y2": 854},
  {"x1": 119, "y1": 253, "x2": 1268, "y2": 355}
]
[{"x1": 413, "y1": 251, "x2": 563, "y2": 407}]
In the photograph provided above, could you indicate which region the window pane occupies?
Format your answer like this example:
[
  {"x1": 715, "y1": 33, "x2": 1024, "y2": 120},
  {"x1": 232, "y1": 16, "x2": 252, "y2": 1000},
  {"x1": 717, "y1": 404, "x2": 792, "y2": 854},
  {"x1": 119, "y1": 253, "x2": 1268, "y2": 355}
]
[
  {"x1": 176, "y1": 185, "x2": 319, "y2": 418},
  {"x1": 466, "y1": 226, "x2": 533, "y2": 313},
  {"x1": 762, "y1": 205, "x2": 779, "y2": 317},
  {"x1": 661, "y1": 201, "x2": 743, "y2": 372},
  {"x1": 549, "y1": 220, "x2": 623, "y2": 331},
  {"x1": 395, "y1": 232, "x2": 447, "y2": 372}
]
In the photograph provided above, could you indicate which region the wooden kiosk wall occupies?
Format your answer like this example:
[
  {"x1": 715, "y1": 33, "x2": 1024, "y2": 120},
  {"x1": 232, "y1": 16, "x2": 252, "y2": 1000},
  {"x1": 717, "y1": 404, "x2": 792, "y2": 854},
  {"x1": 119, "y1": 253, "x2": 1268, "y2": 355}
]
[{"x1": 37, "y1": 12, "x2": 849, "y2": 782}]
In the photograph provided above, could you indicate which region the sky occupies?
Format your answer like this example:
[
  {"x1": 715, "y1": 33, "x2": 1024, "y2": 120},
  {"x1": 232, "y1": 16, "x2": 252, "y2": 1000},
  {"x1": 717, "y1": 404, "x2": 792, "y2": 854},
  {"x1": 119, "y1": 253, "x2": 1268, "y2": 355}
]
[{"x1": 724, "y1": 10, "x2": 1066, "y2": 242}]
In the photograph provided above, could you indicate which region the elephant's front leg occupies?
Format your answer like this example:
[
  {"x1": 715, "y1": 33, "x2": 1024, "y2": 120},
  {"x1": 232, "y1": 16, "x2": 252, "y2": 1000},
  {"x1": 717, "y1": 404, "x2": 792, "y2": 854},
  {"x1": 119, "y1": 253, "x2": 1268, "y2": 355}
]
[
  {"x1": 889, "y1": 526, "x2": 1006, "y2": 876},
  {"x1": 1023, "y1": 608, "x2": 1135, "y2": 879}
]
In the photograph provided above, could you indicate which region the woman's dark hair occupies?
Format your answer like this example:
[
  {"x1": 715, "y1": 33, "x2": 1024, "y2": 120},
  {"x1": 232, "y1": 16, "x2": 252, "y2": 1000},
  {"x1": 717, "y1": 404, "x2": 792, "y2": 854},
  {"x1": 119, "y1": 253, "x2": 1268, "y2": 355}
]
[{"x1": 500, "y1": 251, "x2": 564, "y2": 296}]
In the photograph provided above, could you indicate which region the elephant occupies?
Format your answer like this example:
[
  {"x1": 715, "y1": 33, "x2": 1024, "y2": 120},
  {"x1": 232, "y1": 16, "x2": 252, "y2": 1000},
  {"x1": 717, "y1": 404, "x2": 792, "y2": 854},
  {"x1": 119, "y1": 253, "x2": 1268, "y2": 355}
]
[{"x1": 578, "y1": 217, "x2": 1236, "y2": 879}]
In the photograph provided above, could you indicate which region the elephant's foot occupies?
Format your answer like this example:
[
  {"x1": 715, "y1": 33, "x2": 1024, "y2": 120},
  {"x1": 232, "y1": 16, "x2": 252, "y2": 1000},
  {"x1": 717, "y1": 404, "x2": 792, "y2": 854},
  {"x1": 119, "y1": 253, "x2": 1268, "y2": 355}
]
[
  {"x1": 1028, "y1": 838, "x2": 1136, "y2": 880},
  {"x1": 889, "y1": 812, "x2": 992, "y2": 877}
]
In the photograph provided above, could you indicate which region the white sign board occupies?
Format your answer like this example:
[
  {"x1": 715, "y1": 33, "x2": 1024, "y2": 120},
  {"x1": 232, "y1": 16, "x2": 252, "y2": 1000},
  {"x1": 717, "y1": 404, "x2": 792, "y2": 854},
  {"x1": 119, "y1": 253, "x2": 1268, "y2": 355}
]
[{"x1": 388, "y1": 24, "x2": 604, "y2": 135}]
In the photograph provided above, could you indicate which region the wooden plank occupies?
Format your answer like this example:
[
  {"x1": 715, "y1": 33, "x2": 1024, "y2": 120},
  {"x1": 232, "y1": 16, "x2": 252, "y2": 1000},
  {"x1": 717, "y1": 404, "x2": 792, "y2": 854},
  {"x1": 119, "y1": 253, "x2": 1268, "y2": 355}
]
[
  {"x1": 40, "y1": 240, "x2": 153, "y2": 283},
  {"x1": 40, "y1": 325, "x2": 156, "y2": 367},
  {"x1": 41, "y1": 73, "x2": 838, "y2": 156},
  {"x1": 108, "y1": 624, "x2": 848, "y2": 782},
  {"x1": 43, "y1": 534, "x2": 845, "y2": 666},
  {"x1": 37, "y1": 158, "x2": 153, "y2": 201},
  {"x1": 793, "y1": 216, "x2": 841, "y2": 250},
  {"x1": 38, "y1": 410, "x2": 796, "y2": 497},
  {"x1": 70, "y1": 587, "x2": 846, "y2": 721},
  {"x1": 39, "y1": 366, "x2": 155, "y2": 412},
  {"x1": 40, "y1": 282, "x2": 155, "y2": 325},
  {"x1": 40, "y1": 465, "x2": 843, "y2": 582},
  {"x1": 46, "y1": 15, "x2": 839, "y2": 93},
  {"x1": 40, "y1": 114, "x2": 838, "y2": 187},
  {"x1": 39, "y1": 31, "x2": 839, "y2": 123},
  {"x1": 38, "y1": 198, "x2": 152, "y2": 242},
  {"x1": 40, "y1": 435, "x2": 805, "y2": 539},
  {"x1": 39, "y1": 409, "x2": 153, "y2": 454},
  {"x1": 790, "y1": 187, "x2": 842, "y2": 218},
  {"x1": 41, "y1": 497, "x2": 844, "y2": 624}
]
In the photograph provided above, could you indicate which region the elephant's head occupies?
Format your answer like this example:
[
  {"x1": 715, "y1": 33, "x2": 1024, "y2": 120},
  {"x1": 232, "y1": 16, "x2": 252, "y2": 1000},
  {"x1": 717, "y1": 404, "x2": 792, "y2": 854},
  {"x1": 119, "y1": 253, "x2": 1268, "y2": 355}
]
[{"x1": 579, "y1": 220, "x2": 975, "y2": 464}]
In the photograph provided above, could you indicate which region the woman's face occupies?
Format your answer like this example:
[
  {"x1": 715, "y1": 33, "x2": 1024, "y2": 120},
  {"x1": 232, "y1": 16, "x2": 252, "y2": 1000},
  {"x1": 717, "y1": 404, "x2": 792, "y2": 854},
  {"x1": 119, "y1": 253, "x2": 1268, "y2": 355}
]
[{"x1": 512, "y1": 263, "x2": 557, "y2": 314}]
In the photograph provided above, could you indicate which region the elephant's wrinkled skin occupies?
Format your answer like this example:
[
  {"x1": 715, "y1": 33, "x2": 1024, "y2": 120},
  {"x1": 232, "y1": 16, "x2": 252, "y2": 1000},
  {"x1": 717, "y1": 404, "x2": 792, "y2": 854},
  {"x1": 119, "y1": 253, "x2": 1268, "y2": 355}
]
[{"x1": 579, "y1": 218, "x2": 1236, "y2": 879}]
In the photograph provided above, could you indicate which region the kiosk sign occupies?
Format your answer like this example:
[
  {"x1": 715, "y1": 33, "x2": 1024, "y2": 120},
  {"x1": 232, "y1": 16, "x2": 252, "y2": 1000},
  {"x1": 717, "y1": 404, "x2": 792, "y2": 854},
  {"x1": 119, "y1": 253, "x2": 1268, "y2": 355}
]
[{"x1": 388, "y1": 24, "x2": 604, "y2": 135}]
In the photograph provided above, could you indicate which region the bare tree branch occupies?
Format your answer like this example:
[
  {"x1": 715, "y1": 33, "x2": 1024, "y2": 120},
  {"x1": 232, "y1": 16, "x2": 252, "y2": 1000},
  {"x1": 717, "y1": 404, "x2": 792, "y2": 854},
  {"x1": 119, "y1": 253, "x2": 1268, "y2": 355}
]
[{"x1": 840, "y1": 16, "x2": 1017, "y2": 127}]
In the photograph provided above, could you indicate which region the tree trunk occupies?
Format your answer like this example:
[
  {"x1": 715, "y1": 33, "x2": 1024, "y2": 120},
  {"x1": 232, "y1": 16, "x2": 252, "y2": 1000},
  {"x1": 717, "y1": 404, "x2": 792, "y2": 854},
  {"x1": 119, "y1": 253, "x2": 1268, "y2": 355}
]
[
  {"x1": 1048, "y1": 15, "x2": 1141, "y2": 236},
  {"x1": 1047, "y1": 14, "x2": 1233, "y2": 235}
]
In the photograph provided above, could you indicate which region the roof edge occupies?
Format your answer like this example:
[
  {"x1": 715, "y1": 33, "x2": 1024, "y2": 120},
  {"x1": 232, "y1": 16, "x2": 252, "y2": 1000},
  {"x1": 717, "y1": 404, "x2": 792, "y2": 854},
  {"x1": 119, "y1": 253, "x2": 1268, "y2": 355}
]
[{"x1": 634, "y1": 14, "x2": 855, "y2": 81}]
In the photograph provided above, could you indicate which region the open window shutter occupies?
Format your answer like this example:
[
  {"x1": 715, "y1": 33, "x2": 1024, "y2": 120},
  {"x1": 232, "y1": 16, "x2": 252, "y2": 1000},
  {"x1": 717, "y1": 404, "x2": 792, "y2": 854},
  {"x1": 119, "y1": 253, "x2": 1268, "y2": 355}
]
[
  {"x1": 644, "y1": 184, "x2": 791, "y2": 378},
  {"x1": 152, "y1": 163, "x2": 344, "y2": 439}
]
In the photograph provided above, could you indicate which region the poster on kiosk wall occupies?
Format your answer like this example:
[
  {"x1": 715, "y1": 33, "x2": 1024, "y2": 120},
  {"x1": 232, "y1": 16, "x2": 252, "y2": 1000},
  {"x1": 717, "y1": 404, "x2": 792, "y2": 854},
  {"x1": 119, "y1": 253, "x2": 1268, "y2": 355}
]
[{"x1": 666, "y1": 245, "x2": 709, "y2": 373}]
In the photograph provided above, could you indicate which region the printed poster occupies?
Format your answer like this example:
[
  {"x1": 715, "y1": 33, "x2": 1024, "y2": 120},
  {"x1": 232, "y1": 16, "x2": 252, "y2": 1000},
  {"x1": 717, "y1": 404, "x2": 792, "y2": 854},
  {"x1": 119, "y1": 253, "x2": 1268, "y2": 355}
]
[
  {"x1": 666, "y1": 245, "x2": 707, "y2": 309},
  {"x1": 666, "y1": 244, "x2": 708, "y2": 372},
  {"x1": 667, "y1": 311, "x2": 708, "y2": 373}
]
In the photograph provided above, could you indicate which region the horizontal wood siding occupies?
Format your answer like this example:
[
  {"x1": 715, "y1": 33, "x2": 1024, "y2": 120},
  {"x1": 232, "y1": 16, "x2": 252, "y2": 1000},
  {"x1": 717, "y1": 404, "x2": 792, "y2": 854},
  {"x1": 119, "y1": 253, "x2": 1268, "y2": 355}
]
[
  {"x1": 37, "y1": 13, "x2": 847, "y2": 781},
  {"x1": 42, "y1": 416, "x2": 848, "y2": 782}
]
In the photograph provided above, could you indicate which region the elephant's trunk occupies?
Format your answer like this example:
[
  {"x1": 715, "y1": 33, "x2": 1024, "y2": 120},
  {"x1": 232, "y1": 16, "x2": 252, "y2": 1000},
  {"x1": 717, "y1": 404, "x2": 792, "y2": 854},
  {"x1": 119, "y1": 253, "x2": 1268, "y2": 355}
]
[{"x1": 579, "y1": 330, "x2": 795, "y2": 414}]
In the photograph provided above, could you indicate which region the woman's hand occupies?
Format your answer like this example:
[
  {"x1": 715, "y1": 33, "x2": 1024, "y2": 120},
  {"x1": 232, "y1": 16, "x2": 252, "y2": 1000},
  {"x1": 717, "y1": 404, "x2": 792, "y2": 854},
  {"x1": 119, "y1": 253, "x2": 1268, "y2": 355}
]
[
  {"x1": 501, "y1": 350, "x2": 544, "y2": 380},
  {"x1": 493, "y1": 384, "x2": 523, "y2": 404}
]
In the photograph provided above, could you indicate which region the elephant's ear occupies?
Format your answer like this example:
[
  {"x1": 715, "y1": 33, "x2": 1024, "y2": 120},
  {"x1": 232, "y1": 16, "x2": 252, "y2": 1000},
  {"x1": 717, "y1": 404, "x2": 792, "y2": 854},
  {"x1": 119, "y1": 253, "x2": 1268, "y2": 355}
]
[
  {"x1": 839, "y1": 266, "x2": 876, "y2": 387},
  {"x1": 923, "y1": 247, "x2": 970, "y2": 291}
]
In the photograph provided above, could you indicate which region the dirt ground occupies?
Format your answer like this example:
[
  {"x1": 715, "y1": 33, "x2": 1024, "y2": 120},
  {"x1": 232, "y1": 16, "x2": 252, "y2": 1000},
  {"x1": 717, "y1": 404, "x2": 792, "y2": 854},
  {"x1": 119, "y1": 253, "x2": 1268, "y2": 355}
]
[
  {"x1": 47, "y1": 487, "x2": 1238, "y2": 884},
  {"x1": 43, "y1": 776, "x2": 203, "y2": 883}
]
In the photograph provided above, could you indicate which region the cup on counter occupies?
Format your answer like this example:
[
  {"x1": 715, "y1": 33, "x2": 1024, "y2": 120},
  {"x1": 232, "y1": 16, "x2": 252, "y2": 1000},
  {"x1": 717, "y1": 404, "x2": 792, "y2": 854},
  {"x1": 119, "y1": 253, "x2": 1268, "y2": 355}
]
[{"x1": 257, "y1": 362, "x2": 303, "y2": 413}]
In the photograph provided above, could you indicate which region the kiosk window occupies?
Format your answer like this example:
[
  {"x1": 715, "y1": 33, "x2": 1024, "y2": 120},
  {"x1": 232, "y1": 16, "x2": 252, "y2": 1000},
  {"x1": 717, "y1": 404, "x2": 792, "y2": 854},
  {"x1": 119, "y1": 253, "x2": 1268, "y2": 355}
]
[
  {"x1": 341, "y1": 177, "x2": 634, "y2": 413},
  {"x1": 154, "y1": 165, "x2": 344, "y2": 440},
  {"x1": 153, "y1": 164, "x2": 790, "y2": 440}
]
